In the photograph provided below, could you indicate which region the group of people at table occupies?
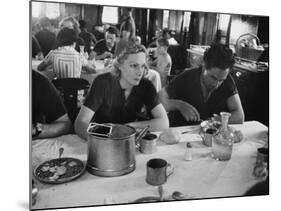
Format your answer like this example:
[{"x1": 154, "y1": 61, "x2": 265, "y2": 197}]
[{"x1": 32, "y1": 10, "x2": 245, "y2": 141}]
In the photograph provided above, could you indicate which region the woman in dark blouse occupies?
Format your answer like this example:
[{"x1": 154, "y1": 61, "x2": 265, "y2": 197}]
[{"x1": 75, "y1": 41, "x2": 169, "y2": 140}]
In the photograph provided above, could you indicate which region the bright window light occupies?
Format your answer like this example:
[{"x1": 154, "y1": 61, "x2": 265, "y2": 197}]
[
  {"x1": 183, "y1": 12, "x2": 191, "y2": 30},
  {"x1": 218, "y1": 14, "x2": 231, "y2": 31},
  {"x1": 102, "y1": 6, "x2": 118, "y2": 24},
  {"x1": 45, "y1": 2, "x2": 60, "y2": 19},
  {"x1": 32, "y1": 1, "x2": 42, "y2": 18},
  {"x1": 163, "y1": 10, "x2": 169, "y2": 28},
  {"x1": 31, "y1": 2, "x2": 60, "y2": 19}
]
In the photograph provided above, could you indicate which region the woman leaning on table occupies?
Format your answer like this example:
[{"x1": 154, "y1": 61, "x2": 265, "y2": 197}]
[{"x1": 75, "y1": 40, "x2": 169, "y2": 140}]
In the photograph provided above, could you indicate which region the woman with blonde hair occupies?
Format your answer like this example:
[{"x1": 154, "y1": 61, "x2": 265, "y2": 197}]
[
  {"x1": 59, "y1": 16, "x2": 80, "y2": 34},
  {"x1": 75, "y1": 41, "x2": 169, "y2": 140}
]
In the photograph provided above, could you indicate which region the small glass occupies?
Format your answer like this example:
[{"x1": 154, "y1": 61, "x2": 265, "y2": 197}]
[{"x1": 211, "y1": 112, "x2": 234, "y2": 161}]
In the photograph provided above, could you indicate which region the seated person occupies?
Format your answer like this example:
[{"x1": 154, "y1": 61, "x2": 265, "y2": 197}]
[
  {"x1": 32, "y1": 70, "x2": 71, "y2": 139},
  {"x1": 35, "y1": 17, "x2": 57, "y2": 57},
  {"x1": 92, "y1": 26, "x2": 119, "y2": 60},
  {"x1": 78, "y1": 19, "x2": 96, "y2": 54},
  {"x1": 159, "y1": 43, "x2": 244, "y2": 126},
  {"x1": 59, "y1": 16, "x2": 80, "y2": 34},
  {"x1": 75, "y1": 41, "x2": 169, "y2": 140},
  {"x1": 148, "y1": 28, "x2": 178, "y2": 48},
  {"x1": 32, "y1": 36, "x2": 43, "y2": 60},
  {"x1": 115, "y1": 10, "x2": 136, "y2": 57},
  {"x1": 149, "y1": 38, "x2": 172, "y2": 87},
  {"x1": 38, "y1": 28, "x2": 95, "y2": 77},
  {"x1": 91, "y1": 25, "x2": 105, "y2": 42}
]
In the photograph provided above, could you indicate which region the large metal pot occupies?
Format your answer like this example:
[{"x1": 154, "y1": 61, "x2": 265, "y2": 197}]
[{"x1": 86, "y1": 123, "x2": 148, "y2": 177}]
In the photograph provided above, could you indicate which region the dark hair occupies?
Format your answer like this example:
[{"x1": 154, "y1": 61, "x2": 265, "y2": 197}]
[
  {"x1": 203, "y1": 43, "x2": 235, "y2": 70},
  {"x1": 57, "y1": 28, "x2": 78, "y2": 47},
  {"x1": 122, "y1": 7, "x2": 133, "y2": 13},
  {"x1": 79, "y1": 20, "x2": 87, "y2": 29},
  {"x1": 157, "y1": 38, "x2": 169, "y2": 47},
  {"x1": 162, "y1": 28, "x2": 171, "y2": 36},
  {"x1": 39, "y1": 17, "x2": 52, "y2": 28},
  {"x1": 106, "y1": 26, "x2": 119, "y2": 37}
]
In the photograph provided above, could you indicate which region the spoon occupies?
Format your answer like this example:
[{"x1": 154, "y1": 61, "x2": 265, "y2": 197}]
[
  {"x1": 59, "y1": 147, "x2": 64, "y2": 159},
  {"x1": 172, "y1": 191, "x2": 185, "y2": 200}
]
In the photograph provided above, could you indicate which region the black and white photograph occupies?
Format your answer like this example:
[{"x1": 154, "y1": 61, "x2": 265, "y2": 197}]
[{"x1": 29, "y1": 0, "x2": 270, "y2": 210}]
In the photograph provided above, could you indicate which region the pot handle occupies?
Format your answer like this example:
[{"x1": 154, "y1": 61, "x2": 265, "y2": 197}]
[{"x1": 135, "y1": 126, "x2": 150, "y2": 148}]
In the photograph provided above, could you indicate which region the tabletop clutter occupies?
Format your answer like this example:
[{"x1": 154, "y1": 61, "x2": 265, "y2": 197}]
[{"x1": 32, "y1": 112, "x2": 269, "y2": 207}]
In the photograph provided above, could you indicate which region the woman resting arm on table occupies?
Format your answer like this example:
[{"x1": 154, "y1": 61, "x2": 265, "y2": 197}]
[{"x1": 75, "y1": 41, "x2": 169, "y2": 140}]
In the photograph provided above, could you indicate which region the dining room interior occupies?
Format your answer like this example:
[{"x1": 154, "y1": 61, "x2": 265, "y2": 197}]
[{"x1": 30, "y1": 0, "x2": 269, "y2": 210}]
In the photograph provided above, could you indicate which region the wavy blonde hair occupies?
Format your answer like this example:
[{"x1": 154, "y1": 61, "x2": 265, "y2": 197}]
[
  {"x1": 59, "y1": 16, "x2": 80, "y2": 34},
  {"x1": 112, "y1": 39, "x2": 149, "y2": 78}
]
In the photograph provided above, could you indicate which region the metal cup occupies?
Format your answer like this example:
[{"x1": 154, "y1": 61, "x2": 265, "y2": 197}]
[
  {"x1": 200, "y1": 128, "x2": 217, "y2": 147},
  {"x1": 146, "y1": 158, "x2": 173, "y2": 186},
  {"x1": 253, "y1": 147, "x2": 269, "y2": 177},
  {"x1": 140, "y1": 134, "x2": 157, "y2": 154}
]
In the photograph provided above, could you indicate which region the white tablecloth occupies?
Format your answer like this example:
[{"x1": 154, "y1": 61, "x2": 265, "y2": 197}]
[
  {"x1": 32, "y1": 59, "x2": 162, "y2": 92},
  {"x1": 31, "y1": 59, "x2": 107, "y2": 83},
  {"x1": 31, "y1": 121, "x2": 268, "y2": 210}
]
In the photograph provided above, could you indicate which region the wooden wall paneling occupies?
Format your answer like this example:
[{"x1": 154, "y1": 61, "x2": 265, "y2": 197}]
[
  {"x1": 225, "y1": 15, "x2": 232, "y2": 45},
  {"x1": 64, "y1": 3, "x2": 82, "y2": 20},
  {"x1": 83, "y1": 5, "x2": 100, "y2": 30},
  {"x1": 202, "y1": 13, "x2": 218, "y2": 45},
  {"x1": 134, "y1": 8, "x2": 148, "y2": 45},
  {"x1": 148, "y1": 9, "x2": 157, "y2": 43},
  {"x1": 59, "y1": 3, "x2": 66, "y2": 19},
  {"x1": 155, "y1": 10, "x2": 163, "y2": 32}
]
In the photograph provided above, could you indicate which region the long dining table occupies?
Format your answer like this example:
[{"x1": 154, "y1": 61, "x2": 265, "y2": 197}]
[
  {"x1": 31, "y1": 121, "x2": 268, "y2": 210},
  {"x1": 31, "y1": 59, "x2": 162, "y2": 92}
]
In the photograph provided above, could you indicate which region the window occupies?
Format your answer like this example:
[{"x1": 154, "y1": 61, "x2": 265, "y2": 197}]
[
  {"x1": 45, "y1": 3, "x2": 60, "y2": 19},
  {"x1": 102, "y1": 6, "x2": 118, "y2": 24},
  {"x1": 31, "y1": 1, "x2": 42, "y2": 18},
  {"x1": 218, "y1": 14, "x2": 231, "y2": 31},
  {"x1": 183, "y1": 12, "x2": 191, "y2": 30},
  {"x1": 31, "y1": 2, "x2": 60, "y2": 19},
  {"x1": 163, "y1": 10, "x2": 169, "y2": 28}
]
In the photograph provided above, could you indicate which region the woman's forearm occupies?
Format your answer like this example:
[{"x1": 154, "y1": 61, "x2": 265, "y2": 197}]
[
  {"x1": 35, "y1": 121, "x2": 72, "y2": 139},
  {"x1": 74, "y1": 120, "x2": 89, "y2": 141}
]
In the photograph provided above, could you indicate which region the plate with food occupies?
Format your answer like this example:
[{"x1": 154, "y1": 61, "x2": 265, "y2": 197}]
[{"x1": 34, "y1": 157, "x2": 85, "y2": 184}]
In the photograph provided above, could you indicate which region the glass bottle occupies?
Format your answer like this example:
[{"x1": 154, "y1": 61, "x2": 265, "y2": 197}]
[{"x1": 212, "y1": 112, "x2": 234, "y2": 161}]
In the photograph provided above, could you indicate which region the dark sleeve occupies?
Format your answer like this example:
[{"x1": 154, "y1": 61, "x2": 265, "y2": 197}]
[
  {"x1": 93, "y1": 41, "x2": 104, "y2": 55},
  {"x1": 90, "y1": 32, "x2": 97, "y2": 44},
  {"x1": 32, "y1": 36, "x2": 41, "y2": 58},
  {"x1": 166, "y1": 72, "x2": 188, "y2": 100},
  {"x1": 143, "y1": 80, "x2": 160, "y2": 112},
  {"x1": 38, "y1": 74, "x2": 66, "y2": 123},
  {"x1": 83, "y1": 75, "x2": 106, "y2": 112},
  {"x1": 223, "y1": 75, "x2": 238, "y2": 99}
]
